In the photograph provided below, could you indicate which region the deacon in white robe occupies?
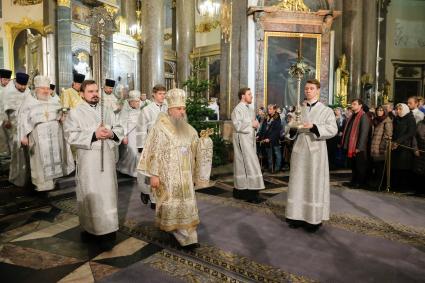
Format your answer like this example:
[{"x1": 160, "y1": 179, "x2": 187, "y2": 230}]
[
  {"x1": 3, "y1": 73, "x2": 31, "y2": 187},
  {"x1": 102, "y1": 78, "x2": 121, "y2": 113},
  {"x1": 136, "y1": 84, "x2": 167, "y2": 207},
  {"x1": 0, "y1": 68, "x2": 13, "y2": 154},
  {"x1": 285, "y1": 80, "x2": 337, "y2": 232},
  {"x1": 18, "y1": 76, "x2": 74, "y2": 191},
  {"x1": 117, "y1": 90, "x2": 141, "y2": 177},
  {"x1": 138, "y1": 88, "x2": 205, "y2": 249},
  {"x1": 49, "y1": 84, "x2": 60, "y2": 104},
  {"x1": 231, "y1": 88, "x2": 265, "y2": 202},
  {"x1": 63, "y1": 80, "x2": 124, "y2": 247}
]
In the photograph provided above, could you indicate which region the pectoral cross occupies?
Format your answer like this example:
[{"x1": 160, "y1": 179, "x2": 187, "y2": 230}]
[{"x1": 44, "y1": 110, "x2": 49, "y2": 120}]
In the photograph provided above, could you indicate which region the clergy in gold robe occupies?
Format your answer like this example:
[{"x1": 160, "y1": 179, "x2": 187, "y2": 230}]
[
  {"x1": 3, "y1": 72, "x2": 31, "y2": 187},
  {"x1": 231, "y1": 87, "x2": 265, "y2": 202},
  {"x1": 285, "y1": 79, "x2": 337, "y2": 232},
  {"x1": 138, "y1": 88, "x2": 202, "y2": 249},
  {"x1": 60, "y1": 73, "x2": 85, "y2": 110},
  {"x1": 64, "y1": 80, "x2": 124, "y2": 249},
  {"x1": 18, "y1": 76, "x2": 74, "y2": 191}
]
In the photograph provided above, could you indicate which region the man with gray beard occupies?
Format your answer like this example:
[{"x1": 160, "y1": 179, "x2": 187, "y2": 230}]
[{"x1": 138, "y1": 88, "x2": 203, "y2": 250}]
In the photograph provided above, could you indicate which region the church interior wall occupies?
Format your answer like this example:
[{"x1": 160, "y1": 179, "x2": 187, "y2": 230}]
[
  {"x1": 0, "y1": 0, "x2": 43, "y2": 70},
  {"x1": 194, "y1": 6, "x2": 220, "y2": 48},
  {"x1": 385, "y1": 0, "x2": 425, "y2": 97}
]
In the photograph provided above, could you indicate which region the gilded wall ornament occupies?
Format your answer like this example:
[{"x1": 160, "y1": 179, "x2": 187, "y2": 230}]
[
  {"x1": 57, "y1": 0, "x2": 71, "y2": 7},
  {"x1": 274, "y1": 0, "x2": 310, "y2": 12},
  {"x1": 13, "y1": 0, "x2": 42, "y2": 5},
  {"x1": 196, "y1": 20, "x2": 220, "y2": 33}
]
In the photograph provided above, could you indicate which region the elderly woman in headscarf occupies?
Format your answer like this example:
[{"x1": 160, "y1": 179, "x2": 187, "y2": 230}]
[
  {"x1": 391, "y1": 103, "x2": 417, "y2": 189},
  {"x1": 369, "y1": 105, "x2": 393, "y2": 187}
]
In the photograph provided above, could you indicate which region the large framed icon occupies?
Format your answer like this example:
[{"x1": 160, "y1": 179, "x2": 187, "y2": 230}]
[{"x1": 264, "y1": 32, "x2": 321, "y2": 107}]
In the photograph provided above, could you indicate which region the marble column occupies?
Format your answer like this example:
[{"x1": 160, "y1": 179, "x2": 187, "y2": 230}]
[
  {"x1": 43, "y1": 0, "x2": 57, "y2": 84},
  {"x1": 103, "y1": 35, "x2": 114, "y2": 80},
  {"x1": 219, "y1": 0, "x2": 249, "y2": 120},
  {"x1": 176, "y1": 0, "x2": 195, "y2": 86},
  {"x1": 121, "y1": 0, "x2": 137, "y2": 28},
  {"x1": 56, "y1": 1, "x2": 73, "y2": 90},
  {"x1": 141, "y1": 0, "x2": 165, "y2": 94},
  {"x1": 332, "y1": 0, "x2": 343, "y2": 63},
  {"x1": 362, "y1": 0, "x2": 377, "y2": 82},
  {"x1": 343, "y1": 0, "x2": 363, "y2": 100},
  {"x1": 378, "y1": 1, "x2": 391, "y2": 88}
]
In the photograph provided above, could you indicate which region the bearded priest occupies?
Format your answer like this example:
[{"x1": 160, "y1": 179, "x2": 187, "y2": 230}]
[
  {"x1": 63, "y1": 80, "x2": 124, "y2": 250},
  {"x1": 137, "y1": 88, "x2": 203, "y2": 250},
  {"x1": 18, "y1": 75, "x2": 74, "y2": 191}
]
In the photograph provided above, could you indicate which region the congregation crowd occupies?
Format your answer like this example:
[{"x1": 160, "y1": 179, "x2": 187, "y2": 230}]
[{"x1": 256, "y1": 96, "x2": 425, "y2": 192}]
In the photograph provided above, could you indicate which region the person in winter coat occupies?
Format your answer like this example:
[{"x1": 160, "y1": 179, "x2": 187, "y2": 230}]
[
  {"x1": 369, "y1": 105, "x2": 393, "y2": 187},
  {"x1": 413, "y1": 119, "x2": 425, "y2": 191},
  {"x1": 261, "y1": 104, "x2": 282, "y2": 173},
  {"x1": 391, "y1": 103, "x2": 417, "y2": 189}
]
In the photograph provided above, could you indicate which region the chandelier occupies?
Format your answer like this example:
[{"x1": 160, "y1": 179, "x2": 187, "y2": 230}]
[
  {"x1": 197, "y1": 0, "x2": 221, "y2": 18},
  {"x1": 129, "y1": 0, "x2": 142, "y2": 41}
]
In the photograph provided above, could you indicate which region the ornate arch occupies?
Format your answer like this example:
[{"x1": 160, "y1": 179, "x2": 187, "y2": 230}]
[{"x1": 3, "y1": 17, "x2": 47, "y2": 74}]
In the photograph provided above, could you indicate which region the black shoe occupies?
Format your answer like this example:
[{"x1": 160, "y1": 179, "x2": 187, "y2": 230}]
[
  {"x1": 99, "y1": 232, "x2": 116, "y2": 251},
  {"x1": 140, "y1": 192, "x2": 149, "y2": 205},
  {"x1": 80, "y1": 231, "x2": 96, "y2": 242},
  {"x1": 233, "y1": 188, "x2": 243, "y2": 200},
  {"x1": 150, "y1": 203, "x2": 156, "y2": 210},
  {"x1": 181, "y1": 243, "x2": 200, "y2": 251},
  {"x1": 99, "y1": 239, "x2": 115, "y2": 251},
  {"x1": 286, "y1": 218, "x2": 304, "y2": 229},
  {"x1": 304, "y1": 223, "x2": 322, "y2": 233}
]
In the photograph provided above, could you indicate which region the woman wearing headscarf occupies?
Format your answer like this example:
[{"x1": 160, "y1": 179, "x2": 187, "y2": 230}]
[
  {"x1": 369, "y1": 105, "x2": 393, "y2": 188},
  {"x1": 391, "y1": 103, "x2": 417, "y2": 189}
]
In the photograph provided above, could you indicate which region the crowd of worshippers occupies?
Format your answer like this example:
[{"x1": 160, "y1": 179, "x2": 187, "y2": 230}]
[
  {"x1": 255, "y1": 96, "x2": 425, "y2": 191},
  {"x1": 0, "y1": 68, "x2": 206, "y2": 251}
]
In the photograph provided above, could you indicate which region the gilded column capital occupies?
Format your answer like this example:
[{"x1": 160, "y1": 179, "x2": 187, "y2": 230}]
[{"x1": 57, "y1": 0, "x2": 71, "y2": 7}]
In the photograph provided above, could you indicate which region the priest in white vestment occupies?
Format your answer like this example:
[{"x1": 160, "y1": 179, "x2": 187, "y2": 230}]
[
  {"x1": 3, "y1": 73, "x2": 31, "y2": 187},
  {"x1": 285, "y1": 79, "x2": 337, "y2": 232},
  {"x1": 0, "y1": 68, "x2": 13, "y2": 154},
  {"x1": 49, "y1": 84, "x2": 60, "y2": 104},
  {"x1": 138, "y1": 88, "x2": 204, "y2": 249},
  {"x1": 117, "y1": 90, "x2": 141, "y2": 177},
  {"x1": 231, "y1": 87, "x2": 265, "y2": 202},
  {"x1": 102, "y1": 79, "x2": 121, "y2": 113},
  {"x1": 136, "y1": 84, "x2": 167, "y2": 208},
  {"x1": 63, "y1": 80, "x2": 124, "y2": 250},
  {"x1": 18, "y1": 76, "x2": 74, "y2": 191}
]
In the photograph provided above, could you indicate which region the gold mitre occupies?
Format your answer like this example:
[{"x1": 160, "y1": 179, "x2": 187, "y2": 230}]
[{"x1": 166, "y1": 88, "x2": 186, "y2": 108}]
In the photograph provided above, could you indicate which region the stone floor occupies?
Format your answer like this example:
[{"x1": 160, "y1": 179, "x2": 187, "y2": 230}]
[{"x1": 0, "y1": 166, "x2": 424, "y2": 282}]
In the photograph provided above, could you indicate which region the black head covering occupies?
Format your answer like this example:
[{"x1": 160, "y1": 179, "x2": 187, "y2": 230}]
[
  {"x1": 0, "y1": 69, "x2": 12, "y2": 79},
  {"x1": 73, "y1": 73, "x2": 85, "y2": 84},
  {"x1": 105, "y1": 79, "x2": 116, "y2": 87},
  {"x1": 15, "y1": 72, "x2": 30, "y2": 85},
  {"x1": 50, "y1": 84, "x2": 56, "y2": 91}
]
